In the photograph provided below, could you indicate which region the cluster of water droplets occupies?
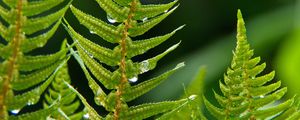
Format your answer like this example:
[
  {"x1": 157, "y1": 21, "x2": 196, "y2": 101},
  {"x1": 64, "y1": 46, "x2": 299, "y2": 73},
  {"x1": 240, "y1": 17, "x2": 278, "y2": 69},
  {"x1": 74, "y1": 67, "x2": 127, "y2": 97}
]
[{"x1": 26, "y1": 95, "x2": 39, "y2": 106}]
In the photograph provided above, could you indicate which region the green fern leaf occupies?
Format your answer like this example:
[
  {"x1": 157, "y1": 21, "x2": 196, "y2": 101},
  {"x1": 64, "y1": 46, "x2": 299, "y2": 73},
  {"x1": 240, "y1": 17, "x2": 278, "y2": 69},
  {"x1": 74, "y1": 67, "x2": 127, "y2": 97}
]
[
  {"x1": 64, "y1": 0, "x2": 184, "y2": 119},
  {"x1": 0, "y1": 0, "x2": 71, "y2": 119},
  {"x1": 63, "y1": 22, "x2": 120, "y2": 66},
  {"x1": 7, "y1": 58, "x2": 69, "y2": 110},
  {"x1": 204, "y1": 9, "x2": 294, "y2": 119},
  {"x1": 69, "y1": 6, "x2": 122, "y2": 43},
  {"x1": 43, "y1": 63, "x2": 84, "y2": 119},
  {"x1": 274, "y1": 97, "x2": 300, "y2": 120},
  {"x1": 165, "y1": 67, "x2": 207, "y2": 120},
  {"x1": 128, "y1": 5, "x2": 179, "y2": 37},
  {"x1": 64, "y1": 81, "x2": 104, "y2": 120},
  {"x1": 12, "y1": 59, "x2": 64, "y2": 90},
  {"x1": 134, "y1": 0, "x2": 178, "y2": 20},
  {"x1": 122, "y1": 62, "x2": 184, "y2": 102},
  {"x1": 118, "y1": 98, "x2": 193, "y2": 120},
  {"x1": 8, "y1": 99, "x2": 60, "y2": 120},
  {"x1": 22, "y1": 4, "x2": 70, "y2": 34},
  {"x1": 21, "y1": 20, "x2": 62, "y2": 53},
  {"x1": 127, "y1": 25, "x2": 184, "y2": 58}
]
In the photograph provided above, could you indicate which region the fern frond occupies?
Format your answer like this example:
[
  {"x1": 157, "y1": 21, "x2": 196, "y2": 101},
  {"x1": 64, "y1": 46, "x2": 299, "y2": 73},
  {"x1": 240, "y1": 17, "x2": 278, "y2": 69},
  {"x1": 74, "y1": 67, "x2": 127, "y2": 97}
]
[
  {"x1": 43, "y1": 63, "x2": 84, "y2": 119},
  {"x1": 7, "y1": 57, "x2": 69, "y2": 110},
  {"x1": 118, "y1": 97, "x2": 193, "y2": 120},
  {"x1": 204, "y1": 10, "x2": 294, "y2": 119},
  {"x1": 64, "y1": 0, "x2": 184, "y2": 119},
  {"x1": 8, "y1": 99, "x2": 60, "y2": 120},
  {"x1": 164, "y1": 67, "x2": 207, "y2": 120},
  {"x1": 0, "y1": 0, "x2": 71, "y2": 119},
  {"x1": 64, "y1": 81, "x2": 104, "y2": 120},
  {"x1": 274, "y1": 97, "x2": 300, "y2": 120}
]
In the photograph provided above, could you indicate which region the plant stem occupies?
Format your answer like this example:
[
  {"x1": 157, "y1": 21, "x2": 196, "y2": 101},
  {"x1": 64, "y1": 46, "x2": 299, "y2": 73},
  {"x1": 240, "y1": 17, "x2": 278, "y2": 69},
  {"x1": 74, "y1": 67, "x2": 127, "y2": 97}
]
[
  {"x1": 0, "y1": 0, "x2": 23, "y2": 119},
  {"x1": 114, "y1": 1, "x2": 137, "y2": 120}
]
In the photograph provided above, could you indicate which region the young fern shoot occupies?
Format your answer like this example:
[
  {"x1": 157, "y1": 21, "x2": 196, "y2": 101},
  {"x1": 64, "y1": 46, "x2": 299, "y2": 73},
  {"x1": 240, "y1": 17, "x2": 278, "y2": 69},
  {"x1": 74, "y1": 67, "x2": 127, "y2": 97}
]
[{"x1": 204, "y1": 10, "x2": 296, "y2": 119}]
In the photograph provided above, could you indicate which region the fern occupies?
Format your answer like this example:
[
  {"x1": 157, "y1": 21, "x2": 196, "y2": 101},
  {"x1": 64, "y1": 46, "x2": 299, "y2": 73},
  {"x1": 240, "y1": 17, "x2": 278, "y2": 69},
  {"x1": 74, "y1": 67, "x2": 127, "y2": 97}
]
[
  {"x1": 43, "y1": 63, "x2": 84, "y2": 119},
  {"x1": 203, "y1": 10, "x2": 297, "y2": 119},
  {"x1": 161, "y1": 67, "x2": 207, "y2": 120},
  {"x1": 0, "y1": 0, "x2": 70, "y2": 119},
  {"x1": 63, "y1": 0, "x2": 198, "y2": 119}
]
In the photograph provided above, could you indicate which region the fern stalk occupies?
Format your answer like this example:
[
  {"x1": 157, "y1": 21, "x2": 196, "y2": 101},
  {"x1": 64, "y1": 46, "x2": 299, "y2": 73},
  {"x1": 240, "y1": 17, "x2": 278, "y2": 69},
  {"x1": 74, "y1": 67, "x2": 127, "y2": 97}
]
[
  {"x1": 115, "y1": 0, "x2": 138, "y2": 119},
  {"x1": 0, "y1": 0, "x2": 23, "y2": 119}
]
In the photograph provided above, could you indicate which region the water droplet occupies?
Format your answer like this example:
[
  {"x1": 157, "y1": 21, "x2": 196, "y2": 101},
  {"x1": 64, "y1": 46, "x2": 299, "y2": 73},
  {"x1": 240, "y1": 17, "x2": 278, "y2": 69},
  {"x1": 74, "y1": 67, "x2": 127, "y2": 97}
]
[
  {"x1": 140, "y1": 60, "x2": 149, "y2": 74},
  {"x1": 129, "y1": 76, "x2": 138, "y2": 83},
  {"x1": 107, "y1": 15, "x2": 117, "y2": 23},
  {"x1": 164, "y1": 10, "x2": 168, "y2": 13},
  {"x1": 27, "y1": 101, "x2": 34, "y2": 106},
  {"x1": 251, "y1": 76, "x2": 255, "y2": 79},
  {"x1": 83, "y1": 113, "x2": 89, "y2": 119},
  {"x1": 10, "y1": 109, "x2": 20, "y2": 115},
  {"x1": 188, "y1": 95, "x2": 197, "y2": 100},
  {"x1": 90, "y1": 31, "x2": 96, "y2": 34},
  {"x1": 259, "y1": 95, "x2": 264, "y2": 98},
  {"x1": 89, "y1": 54, "x2": 94, "y2": 58},
  {"x1": 142, "y1": 17, "x2": 148, "y2": 22},
  {"x1": 46, "y1": 116, "x2": 56, "y2": 120}
]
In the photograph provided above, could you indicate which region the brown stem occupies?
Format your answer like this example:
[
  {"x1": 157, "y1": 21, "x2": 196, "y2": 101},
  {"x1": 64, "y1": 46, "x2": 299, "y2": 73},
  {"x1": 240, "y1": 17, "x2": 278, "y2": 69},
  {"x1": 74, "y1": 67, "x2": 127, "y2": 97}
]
[
  {"x1": 114, "y1": 1, "x2": 137, "y2": 120},
  {"x1": 0, "y1": 0, "x2": 23, "y2": 119}
]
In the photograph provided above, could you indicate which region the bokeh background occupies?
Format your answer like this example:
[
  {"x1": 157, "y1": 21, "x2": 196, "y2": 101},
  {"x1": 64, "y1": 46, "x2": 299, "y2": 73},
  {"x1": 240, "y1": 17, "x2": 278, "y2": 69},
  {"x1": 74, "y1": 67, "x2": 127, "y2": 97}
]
[{"x1": 4, "y1": 0, "x2": 298, "y2": 118}]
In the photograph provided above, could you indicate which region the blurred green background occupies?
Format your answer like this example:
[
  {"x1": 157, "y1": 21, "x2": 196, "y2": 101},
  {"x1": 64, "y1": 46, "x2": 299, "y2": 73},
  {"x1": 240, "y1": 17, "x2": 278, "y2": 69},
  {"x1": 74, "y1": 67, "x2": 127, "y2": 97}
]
[
  {"x1": 12, "y1": 0, "x2": 298, "y2": 117},
  {"x1": 62, "y1": 0, "x2": 300, "y2": 111}
]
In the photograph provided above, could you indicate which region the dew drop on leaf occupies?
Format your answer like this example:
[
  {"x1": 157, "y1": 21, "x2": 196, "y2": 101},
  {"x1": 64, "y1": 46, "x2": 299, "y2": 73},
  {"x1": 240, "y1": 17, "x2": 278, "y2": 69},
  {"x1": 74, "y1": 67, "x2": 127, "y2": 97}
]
[
  {"x1": 107, "y1": 15, "x2": 117, "y2": 23},
  {"x1": 142, "y1": 17, "x2": 148, "y2": 22},
  {"x1": 259, "y1": 95, "x2": 264, "y2": 98},
  {"x1": 140, "y1": 60, "x2": 149, "y2": 74},
  {"x1": 89, "y1": 54, "x2": 94, "y2": 58},
  {"x1": 90, "y1": 31, "x2": 96, "y2": 34},
  {"x1": 129, "y1": 76, "x2": 138, "y2": 83},
  {"x1": 10, "y1": 109, "x2": 20, "y2": 115},
  {"x1": 27, "y1": 97, "x2": 38, "y2": 106},
  {"x1": 46, "y1": 116, "x2": 55, "y2": 120},
  {"x1": 188, "y1": 95, "x2": 197, "y2": 100},
  {"x1": 83, "y1": 113, "x2": 90, "y2": 119}
]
